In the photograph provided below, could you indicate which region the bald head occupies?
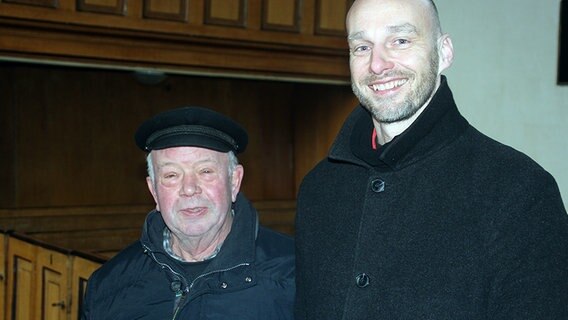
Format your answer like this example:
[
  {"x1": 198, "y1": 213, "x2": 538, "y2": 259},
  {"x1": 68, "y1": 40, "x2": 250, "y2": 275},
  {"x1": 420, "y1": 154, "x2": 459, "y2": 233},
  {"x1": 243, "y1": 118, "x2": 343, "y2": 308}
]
[{"x1": 347, "y1": 0, "x2": 443, "y2": 38}]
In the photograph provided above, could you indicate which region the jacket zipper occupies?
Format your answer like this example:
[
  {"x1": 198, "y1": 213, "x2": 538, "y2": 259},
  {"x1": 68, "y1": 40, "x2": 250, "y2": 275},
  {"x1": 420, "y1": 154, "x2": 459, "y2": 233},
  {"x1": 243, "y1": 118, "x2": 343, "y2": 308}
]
[
  {"x1": 171, "y1": 290, "x2": 187, "y2": 320},
  {"x1": 143, "y1": 244, "x2": 251, "y2": 319},
  {"x1": 143, "y1": 244, "x2": 190, "y2": 318}
]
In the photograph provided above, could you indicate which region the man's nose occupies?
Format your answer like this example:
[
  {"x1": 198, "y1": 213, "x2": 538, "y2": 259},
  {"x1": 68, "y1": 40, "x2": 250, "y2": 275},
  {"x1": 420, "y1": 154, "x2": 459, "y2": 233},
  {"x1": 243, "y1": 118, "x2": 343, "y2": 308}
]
[
  {"x1": 370, "y1": 47, "x2": 394, "y2": 75},
  {"x1": 180, "y1": 174, "x2": 201, "y2": 196}
]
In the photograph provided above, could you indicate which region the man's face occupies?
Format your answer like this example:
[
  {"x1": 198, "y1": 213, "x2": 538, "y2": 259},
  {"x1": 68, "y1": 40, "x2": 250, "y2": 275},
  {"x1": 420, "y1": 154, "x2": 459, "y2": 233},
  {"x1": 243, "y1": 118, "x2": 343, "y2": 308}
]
[
  {"x1": 147, "y1": 146, "x2": 243, "y2": 240},
  {"x1": 347, "y1": 0, "x2": 450, "y2": 123}
]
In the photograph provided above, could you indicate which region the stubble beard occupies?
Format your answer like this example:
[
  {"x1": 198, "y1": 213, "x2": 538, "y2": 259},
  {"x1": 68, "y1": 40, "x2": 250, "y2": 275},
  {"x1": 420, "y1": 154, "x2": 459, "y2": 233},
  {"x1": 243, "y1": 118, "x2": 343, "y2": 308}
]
[{"x1": 351, "y1": 50, "x2": 440, "y2": 124}]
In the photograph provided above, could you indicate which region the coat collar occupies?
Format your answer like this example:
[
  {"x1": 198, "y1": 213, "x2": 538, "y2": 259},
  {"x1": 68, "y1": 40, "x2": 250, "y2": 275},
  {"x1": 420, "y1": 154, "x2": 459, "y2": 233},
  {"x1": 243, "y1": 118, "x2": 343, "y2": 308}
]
[{"x1": 329, "y1": 76, "x2": 469, "y2": 170}]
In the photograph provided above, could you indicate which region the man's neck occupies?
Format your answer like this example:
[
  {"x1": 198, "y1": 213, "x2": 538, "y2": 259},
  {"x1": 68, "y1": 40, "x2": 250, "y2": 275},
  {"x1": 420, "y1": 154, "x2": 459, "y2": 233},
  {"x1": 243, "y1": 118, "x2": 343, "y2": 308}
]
[
  {"x1": 373, "y1": 103, "x2": 427, "y2": 145},
  {"x1": 169, "y1": 214, "x2": 233, "y2": 262}
]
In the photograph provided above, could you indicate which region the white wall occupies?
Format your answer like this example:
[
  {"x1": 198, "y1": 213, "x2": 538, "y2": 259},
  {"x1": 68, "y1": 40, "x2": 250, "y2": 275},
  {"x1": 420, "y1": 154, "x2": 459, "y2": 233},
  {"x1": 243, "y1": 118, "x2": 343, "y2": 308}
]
[{"x1": 436, "y1": 0, "x2": 568, "y2": 206}]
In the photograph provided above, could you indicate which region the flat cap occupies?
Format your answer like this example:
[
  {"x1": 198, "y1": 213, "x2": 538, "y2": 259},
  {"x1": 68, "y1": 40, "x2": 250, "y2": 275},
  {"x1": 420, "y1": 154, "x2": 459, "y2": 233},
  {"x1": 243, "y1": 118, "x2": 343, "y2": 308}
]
[{"x1": 135, "y1": 106, "x2": 248, "y2": 154}]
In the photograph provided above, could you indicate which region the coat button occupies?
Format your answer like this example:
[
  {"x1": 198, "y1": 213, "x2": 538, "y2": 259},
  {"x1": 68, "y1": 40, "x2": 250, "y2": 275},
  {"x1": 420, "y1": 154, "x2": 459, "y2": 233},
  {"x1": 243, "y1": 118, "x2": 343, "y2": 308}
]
[
  {"x1": 170, "y1": 281, "x2": 181, "y2": 292},
  {"x1": 220, "y1": 282, "x2": 228, "y2": 289},
  {"x1": 370, "y1": 179, "x2": 385, "y2": 193},
  {"x1": 355, "y1": 273, "x2": 370, "y2": 288}
]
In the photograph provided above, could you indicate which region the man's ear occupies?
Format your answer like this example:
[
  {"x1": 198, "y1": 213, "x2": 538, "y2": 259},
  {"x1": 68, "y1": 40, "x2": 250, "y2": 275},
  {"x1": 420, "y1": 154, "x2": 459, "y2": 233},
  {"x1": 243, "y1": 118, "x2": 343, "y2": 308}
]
[
  {"x1": 146, "y1": 176, "x2": 160, "y2": 211},
  {"x1": 231, "y1": 165, "x2": 244, "y2": 203},
  {"x1": 438, "y1": 34, "x2": 454, "y2": 73}
]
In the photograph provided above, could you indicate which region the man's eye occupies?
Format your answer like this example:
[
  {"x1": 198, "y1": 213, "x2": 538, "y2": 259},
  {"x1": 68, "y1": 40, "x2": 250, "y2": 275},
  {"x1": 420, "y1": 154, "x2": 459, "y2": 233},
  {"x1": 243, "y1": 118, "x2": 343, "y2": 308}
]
[
  {"x1": 394, "y1": 38, "x2": 410, "y2": 45},
  {"x1": 164, "y1": 173, "x2": 177, "y2": 179},
  {"x1": 350, "y1": 45, "x2": 371, "y2": 56},
  {"x1": 354, "y1": 45, "x2": 371, "y2": 52}
]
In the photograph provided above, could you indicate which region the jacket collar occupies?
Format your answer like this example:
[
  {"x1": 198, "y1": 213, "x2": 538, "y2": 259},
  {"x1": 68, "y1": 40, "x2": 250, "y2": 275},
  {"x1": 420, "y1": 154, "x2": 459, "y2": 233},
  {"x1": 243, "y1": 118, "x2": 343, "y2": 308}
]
[
  {"x1": 329, "y1": 76, "x2": 469, "y2": 170},
  {"x1": 140, "y1": 192, "x2": 258, "y2": 269}
]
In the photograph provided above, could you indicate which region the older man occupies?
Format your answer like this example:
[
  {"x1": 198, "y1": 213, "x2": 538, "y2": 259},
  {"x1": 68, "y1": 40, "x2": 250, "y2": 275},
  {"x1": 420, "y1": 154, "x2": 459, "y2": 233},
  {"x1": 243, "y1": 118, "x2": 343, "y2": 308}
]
[
  {"x1": 294, "y1": 0, "x2": 568, "y2": 319},
  {"x1": 82, "y1": 106, "x2": 295, "y2": 320}
]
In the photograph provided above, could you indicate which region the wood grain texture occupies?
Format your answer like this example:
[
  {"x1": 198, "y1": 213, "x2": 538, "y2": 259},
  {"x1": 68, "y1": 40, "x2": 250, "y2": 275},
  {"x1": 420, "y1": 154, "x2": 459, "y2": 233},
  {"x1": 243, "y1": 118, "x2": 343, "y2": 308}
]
[{"x1": 0, "y1": 0, "x2": 350, "y2": 80}]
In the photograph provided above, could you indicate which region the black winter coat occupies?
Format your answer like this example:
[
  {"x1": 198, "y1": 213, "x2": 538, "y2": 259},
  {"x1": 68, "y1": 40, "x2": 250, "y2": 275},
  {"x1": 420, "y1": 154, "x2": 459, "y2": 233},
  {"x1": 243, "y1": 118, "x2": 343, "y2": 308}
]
[
  {"x1": 82, "y1": 194, "x2": 295, "y2": 320},
  {"x1": 295, "y1": 77, "x2": 568, "y2": 320}
]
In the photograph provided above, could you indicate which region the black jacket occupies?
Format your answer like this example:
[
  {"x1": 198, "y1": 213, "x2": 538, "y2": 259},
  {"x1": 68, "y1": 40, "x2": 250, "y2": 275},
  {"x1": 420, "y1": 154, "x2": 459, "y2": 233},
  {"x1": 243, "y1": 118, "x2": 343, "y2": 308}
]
[
  {"x1": 295, "y1": 77, "x2": 568, "y2": 319},
  {"x1": 82, "y1": 193, "x2": 295, "y2": 320}
]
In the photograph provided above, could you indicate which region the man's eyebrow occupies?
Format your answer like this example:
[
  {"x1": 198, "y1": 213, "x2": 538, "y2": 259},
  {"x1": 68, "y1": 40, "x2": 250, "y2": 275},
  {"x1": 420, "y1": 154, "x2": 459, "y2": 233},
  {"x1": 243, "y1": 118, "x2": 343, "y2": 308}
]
[
  {"x1": 347, "y1": 31, "x2": 364, "y2": 41},
  {"x1": 386, "y1": 23, "x2": 418, "y2": 34}
]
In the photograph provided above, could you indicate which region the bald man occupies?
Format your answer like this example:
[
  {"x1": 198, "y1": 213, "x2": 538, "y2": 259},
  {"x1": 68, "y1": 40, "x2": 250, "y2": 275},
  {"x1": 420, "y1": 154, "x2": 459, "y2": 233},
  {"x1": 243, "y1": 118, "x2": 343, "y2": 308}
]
[{"x1": 294, "y1": 0, "x2": 568, "y2": 319}]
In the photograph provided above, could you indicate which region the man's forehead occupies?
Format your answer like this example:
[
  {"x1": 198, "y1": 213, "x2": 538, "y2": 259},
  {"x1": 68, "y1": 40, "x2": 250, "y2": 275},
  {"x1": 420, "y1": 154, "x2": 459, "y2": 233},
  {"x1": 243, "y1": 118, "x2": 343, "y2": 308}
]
[
  {"x1": 348, "y1": 23, "x2": 419, "y2": 41},
  {"x1": 153, "y1": 146, "x2": 226, "y2": 161},
  {"x1": 347, "y1": 0, "x2": 433, "y2": 25}
]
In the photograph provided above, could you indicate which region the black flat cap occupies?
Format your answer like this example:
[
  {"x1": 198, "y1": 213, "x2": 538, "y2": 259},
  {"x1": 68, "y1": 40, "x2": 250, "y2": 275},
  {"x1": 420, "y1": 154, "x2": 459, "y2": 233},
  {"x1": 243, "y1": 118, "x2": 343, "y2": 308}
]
[{"x1": 135, "y1": 106, "x2": 248, "y2": 154}]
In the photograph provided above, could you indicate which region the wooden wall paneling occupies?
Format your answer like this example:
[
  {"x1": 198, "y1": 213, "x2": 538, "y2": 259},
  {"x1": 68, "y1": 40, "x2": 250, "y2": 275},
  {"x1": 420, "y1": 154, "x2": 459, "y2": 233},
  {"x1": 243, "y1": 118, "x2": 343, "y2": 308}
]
[
  {"x1": 0, "y1": 205, "x2": 150, "y2": 258},
  {"x1": 76, "y1": 0, "x2": 127, "y2": 15},
  {"x1": 70, "y1": 256, "x2": 102, "y2": 318},
  {"x1": 298, "y1": 0, "x2": 315, "y2": 35},
  {"x1": 4, "y1": 64, "x2": 153, "y2": 207},
  {"x1": 246, "y1": 0, "x2": 261, "y2": 30},
  {"x1": 6, "y1": 237, "x2": 37, "y2": 320},
  {"x1": 255, "y1": 200, "x2": 296, "y2": 235},
  {"x1": 0, "y1": 0, "x2": 350, "y2": 81},
  {"x1": 33, "y1": 228, "x2": 142, "y2": 257},
  {"x1": 204, "y1": 0, "x2": 246, "y2": 27},
  {"x1": 187, "y1": 0, "x2": 204, "y2": 24},
  {"x1": 0, "y1": 233, "x2": 5, "y2": 320},
  {"x1": 0, "y1": 67, "x2": 16, "y2": 208},
  {"x1": 0, "y1": 25, "x2": 348, "y2": 82},
  {"x1": 314, "y1": 0, "x2": 351, "y2": 36},
  {"x1": 292, "y1": 83, "x2": 357, "y2": 194},
  {"x1": 143, "y1": 0, "x2": 188, "y2": 22},
  {"x1": 0, "y1": 211, "x2": 148, "y2": 235},
  {"x1": 261, "y1": 0, "x2": 301, "y2": 32},
  {"x1": 229, "y1": 80, "x2": 296, "y2": 200},
  {"x1": 3, "y1": 0, "x2": 58, "y2": 8},
  {"x1": 37, "y1": 248, "x2": 68, "y2": 320}
]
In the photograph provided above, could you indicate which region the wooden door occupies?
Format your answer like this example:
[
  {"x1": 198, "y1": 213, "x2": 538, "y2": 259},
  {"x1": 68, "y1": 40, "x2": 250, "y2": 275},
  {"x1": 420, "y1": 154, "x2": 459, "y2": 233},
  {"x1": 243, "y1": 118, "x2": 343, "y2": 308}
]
[
  {"x1": 37, "y1": 249, "x2": 69, "y2": 320},
  {"x1": 6, "y1": 237, "x2": 37, "y2": 320}
]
